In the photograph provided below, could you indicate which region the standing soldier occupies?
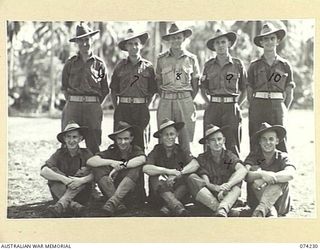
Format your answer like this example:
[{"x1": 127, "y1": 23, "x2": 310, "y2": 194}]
[
  {"x1": 61, "y1": 22, "x2": 109, "y2": 154},
  {"x1": 110, "y1": 29, "x2": 157, "y2": 150},
  {"x1": 156, "y1": 23, "x2": 200, "y2": 152},
  {"x1": 200, "y1": 29, "x2": 247, "y2": 156},
  {"x1": 247, "y1": 22, "x2": 295, "y2": 152}
]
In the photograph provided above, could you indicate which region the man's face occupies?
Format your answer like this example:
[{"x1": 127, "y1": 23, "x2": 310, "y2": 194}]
[
  {"x1": 76, "y1": 36, "x2": 92, "y2": 55},
  {"x1": 213, "y1": 36, "x2": 230, "y2": 55},
  {"x1": 125, "y1": 37, "x2": 142, "y2": 57},
  {"x1": 260, "y1": 33, "x2": 279, "y2": 52},
  {"x1": 169, "y1": 33, "x2": 185, "y2": 50},
  {"x1": 116, "y1": 130, "x2": 133, "y2": 151},
  {"x1": 160, "y1": 126, "x2": 178, "y2": 148},
  {"x1": 63, "y1": 130, "x2": 82, "y2": 150},
  {"x1": 259, "y1": 130, "x2": 279, "y2": 153},
  {"x1": 206, "y1": 131, "x2": 225, "y2": 152}
]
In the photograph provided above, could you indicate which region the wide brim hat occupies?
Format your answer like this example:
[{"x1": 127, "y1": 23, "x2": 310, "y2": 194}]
[
  {"x1": 108, "y1": 121, "x2": 137, "y2": 141},
  {"x1": 118, "y1": 28, "x2": 149, "y2": 51},
  {"x1": 254, "y1": 22, "x2": 286, "y2": 48},
  {"x1": 206, "y1": 29, "x2": 237, "y2": 51},
  {"x1": 57, "y1": 122, "x2": 88, "y2": 143},
  {"x1": 199, "y1": 124, "x2": 230, "y2": 144},
  {"x1": 153, "y1": 118, "x2": 185, "y2": 138},
  {"x1": 162, "y1": 23, "x2": 192, "y2": 41},
  {"x1": 69, "y1": 22, "x2": 100, "y2": 42},
  {"x1": 252, "y1": 122, "x2": 286, "y2": 144}
]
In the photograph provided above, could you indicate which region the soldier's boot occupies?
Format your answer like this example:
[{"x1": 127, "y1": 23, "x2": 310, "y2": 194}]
[
  {"x1": 160, "y1": 184, "x2": 189, "y2": 216},
  {"x1": 97, "y1": 176, "x2": 126, "y2": 212},
  {"x1": 103, "y1": 177, "x2": 136, "y2": 216},
  {"x1": 57, "y1": 185, "x2": 85, "y2": 210},
  {"x1": 161, "y1": 191, "x2": 189, "y2": 216},
  {"x1": 195, "y1": 187, "x2": 220, "y2": 214},
  {"x1": 216, "y1": 186, "x2": 241, "y2": 217}
]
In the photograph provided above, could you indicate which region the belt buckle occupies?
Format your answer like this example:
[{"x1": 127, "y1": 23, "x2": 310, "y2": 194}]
[
  {"x1": 267, "y1": 92, "x2": 271, "y2": 99},
  {"x1": 130, "y1": 97, "x2": 134, "y2": 103},
  {"x1": 82, "y1": 96, "x2": 86, "y2": 102}
]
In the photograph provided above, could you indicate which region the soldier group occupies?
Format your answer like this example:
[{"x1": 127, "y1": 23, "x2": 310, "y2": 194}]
[{"x1": 40, "y1": 21, "x2": 296, "y2": 218}]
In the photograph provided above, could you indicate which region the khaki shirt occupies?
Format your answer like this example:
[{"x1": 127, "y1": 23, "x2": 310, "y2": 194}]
[
  {"x1": 61, "y1": 53, "x2": 109, "y2": 101},
  {"x1": 247, "y1": 55, "x2": 295, "y2": 92},
  {"x1": 156, "y1": 49, "x2": 200, "y2": 92},
  {"x1": 201, "y1": 56, "x2": 247, "y2": 96},
  {"x1": 110, "y1": 57, "x2": 157, "y2": 98}
]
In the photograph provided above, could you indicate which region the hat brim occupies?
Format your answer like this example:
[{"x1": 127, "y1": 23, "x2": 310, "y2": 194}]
[
  {"x1": 118, "y1": 32, "x2": 149, "y2": 51},
  {"x1": 199, "y1": 126, "x2": 230, "y2": 144},
  {"x1": 153, "y1": 122, "x2": 185, "y2": 138},
  {"x1": 206, "y1": 32, "x2": 237, "y2": 51},
  {"x1": 162, "y1": 29, "x2": 192, "y2": 41},
  {"x1": 69, "y1": 30, "x2": 100, "y2": 42},
  {"x1": 57, "y1": 127, "x2": 88, "y2": 143},
  {"x1": 252, "y1": 125, "x2": 287, "y2": 144},
  {"x1": 108, "y1": 125, "x2": 137, "y2": 141},
  {"x1": 253, "y1": 29, "x2": 286, "y2": 48}
]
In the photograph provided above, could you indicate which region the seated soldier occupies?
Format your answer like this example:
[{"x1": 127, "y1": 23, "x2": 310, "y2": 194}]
[
  {"x1": 187, "y1": 125, "x2": 248, "y2": 217},
  {"x1": 245, "y1": 122, "x2": 295, "y2": 217},
  {"x1": 143, "y1": 118, "x2": 199, "y2": 216},
  {"x1": 40, "y1": 121, "x2": 94, "y2": 217},
  {"x1": 87, "y1": 121, "x2": 146, "y2": 216}
]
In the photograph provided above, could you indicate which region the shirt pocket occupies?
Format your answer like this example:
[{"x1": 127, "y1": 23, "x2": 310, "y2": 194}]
[
  {"x1": 161, "y1": 66, "x2": 174, "y2": 86},
  {"x1": 69, "y1": 66, "x2": 83, "y2": 88},
  {"x1": 225, "y1": 71, "x2": 240, "y2": 93},
  {"x1": 254, "y1": 67, "x2": 268, "y2": 89},
  {"x1": 269, "y1": 68, "x2": 288, "y2": 91},
  {"x1": 137, "y1": 69, "x2": 150, "y2": 90},
  {"x1": 89, "y1": 65, "x2": 104, "y2": 87},
  {"x1": 207, "y1": 71, "x2": 220, "y2": 91},
  {"x1": 175, "y1": 65, "x2": 193, "y2": 86}
]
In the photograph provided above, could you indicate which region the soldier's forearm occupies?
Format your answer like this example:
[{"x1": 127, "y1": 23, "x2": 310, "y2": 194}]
[
  {"x1": 181, "y1": 159, "x2": 199, "y2": 175},
  {"x1": 227, "y1": 166, "x2": 247, "y2": 187},
  {"x1": 126, "y1": 155, "x2": 146, "y2": 169},
  {"x1": 237, "y1": 89, "x2": 247, "y2": 106},
  {"x1": 191, "y1": 78, "x2": 199, "y2": 99}
]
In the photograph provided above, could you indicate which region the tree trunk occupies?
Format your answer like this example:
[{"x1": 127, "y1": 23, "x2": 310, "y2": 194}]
[{"x1": 49, "y1": 22, "x2": 56, "y2": 116}]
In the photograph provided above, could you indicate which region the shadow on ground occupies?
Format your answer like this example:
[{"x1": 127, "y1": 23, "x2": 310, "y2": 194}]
[{"x1": 7, "y1": 199, "x2": 252, "y2": 219}]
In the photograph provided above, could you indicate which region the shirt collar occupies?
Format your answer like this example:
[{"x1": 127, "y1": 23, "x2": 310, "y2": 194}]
[
  {"x1": 206, "y1": 148, "x2": 225, "y2": 161},
  {"x1": 212, "y1": 54, "x2": 233, "y2": 66},
  {"x1": 160, "y1": 143, "x2": 179, "y2": 156},
  {"x1": 125, "y1": 56, "x2": 143, "y2": 65},
  {"x1": 168, "y1": 49, "x2": 188, "y2": 59},
  {"x1": 63, "y1": 147, "x2": 81, "y2": 157},
  {"x1": 114, "y1": 144, "x2": 133, "y2": 155},
  {"x1": 260, "y1": 54, "x2": 285, "y2": 65},
  {"x1": 76, "y1": 52, "x2": 94, "y2": 62}
]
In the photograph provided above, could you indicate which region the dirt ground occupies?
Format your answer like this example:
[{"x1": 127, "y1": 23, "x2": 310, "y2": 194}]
[{"x1": 7, "y1": 109, "x2": 315, "y2": 218}]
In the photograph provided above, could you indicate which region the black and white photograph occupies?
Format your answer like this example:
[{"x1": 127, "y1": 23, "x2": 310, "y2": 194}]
[{"x1": 7, "y1": 20, "x2": 315, "y2": 219}]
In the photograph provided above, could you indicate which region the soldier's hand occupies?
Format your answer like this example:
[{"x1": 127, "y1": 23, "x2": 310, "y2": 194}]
[
  {"x1": 68, "y1": 177, "x2": 84, "y2": 189},
  {"x1": 217, "y1": 190, "x2": 227, "y2": 202},
  {"x1": 110, "y1": 160, "x2": 123, "y2": 170},
  {"x1": 166, "y1": 176, "x2": 176, "y2": 188},
  {"x1": 220, "y1": 183, "x2": 231, "y2": 191},
  {"x1": 114, "y1": 164, "x2": 126, "y2": 171},
  {"x1": 167, "y1": 169, "x2": 181, "y2": 176},
  {"x1": 253, "y1": 179, "x2": 266, "y2": 190},
  {"x1": 206, "y1": 183, "x2": 221, "y2": 193},
  {"x1": 261, "y1": 172, "x2": 277, "y2": 184}
]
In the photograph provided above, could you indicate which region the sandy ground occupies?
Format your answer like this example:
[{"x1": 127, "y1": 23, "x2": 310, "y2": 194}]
[{"x1": 7, "y1": 109, "x2": 316, "y2": 217}]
